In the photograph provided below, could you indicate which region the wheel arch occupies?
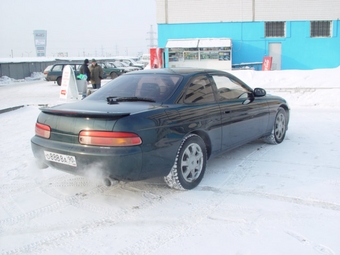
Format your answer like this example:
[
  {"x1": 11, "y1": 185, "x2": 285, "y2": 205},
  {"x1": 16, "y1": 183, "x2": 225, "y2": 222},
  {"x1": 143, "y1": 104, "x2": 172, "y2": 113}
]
[
  {"x1": 190, "y1": 130, "x2": 212, "y2": 160},
  {"x1": 279, "y1": 103, "x2": 290, "y2": 129},
  {"x1": 56, "y1": 76, "x2": 62, "y2": 85}
]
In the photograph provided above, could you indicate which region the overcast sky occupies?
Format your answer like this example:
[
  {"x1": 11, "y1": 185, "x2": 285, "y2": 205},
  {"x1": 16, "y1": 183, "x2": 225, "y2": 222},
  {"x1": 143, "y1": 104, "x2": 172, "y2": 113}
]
[{"x1": 0, "y1": 0, "x2": 157, "y2": 58}]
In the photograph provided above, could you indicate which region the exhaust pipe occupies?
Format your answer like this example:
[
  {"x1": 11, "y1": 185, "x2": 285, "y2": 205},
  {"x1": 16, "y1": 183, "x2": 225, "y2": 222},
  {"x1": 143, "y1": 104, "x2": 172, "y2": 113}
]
[{"x1": 103, "y1": 177, "x2": 118, "y2": 187}]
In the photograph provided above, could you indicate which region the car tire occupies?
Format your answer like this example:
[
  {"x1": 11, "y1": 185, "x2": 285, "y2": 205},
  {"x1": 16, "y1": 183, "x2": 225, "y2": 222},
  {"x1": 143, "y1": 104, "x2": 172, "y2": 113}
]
[
  {"x1": 110, "y1": 72, "x2": 118, "y2": 79},
  {"x1": 164, "y1": 134, "x2": 207, "y2": 190},
  {"x1": 56, "y1": 77, "x2": 62, "y2": 86},
  {"x1": 263, "y1": 107, "x2": 287, "y2": 144}
]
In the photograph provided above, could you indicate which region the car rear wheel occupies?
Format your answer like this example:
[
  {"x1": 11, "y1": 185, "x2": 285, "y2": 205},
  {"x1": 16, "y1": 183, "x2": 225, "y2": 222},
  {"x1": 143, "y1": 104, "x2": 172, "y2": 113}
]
[
  {"x1": 56, "y1": 77, "x2": 62, "y2": 86},
  {"x1": 164, "y1": 134, "x2": 207, "y2": 190},
  {"x1": 110, "y1": 72, "x2": 118, "y2": 79},
  {"x1": 263, "y1": 107, "x2": 287, "y2": 144}
]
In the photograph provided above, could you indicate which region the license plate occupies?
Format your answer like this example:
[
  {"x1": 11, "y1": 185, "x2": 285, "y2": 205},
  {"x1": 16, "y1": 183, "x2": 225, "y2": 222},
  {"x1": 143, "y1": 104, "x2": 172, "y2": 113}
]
[{"x1": 44, "y1": 151, "x2": 77, "y2": 167}]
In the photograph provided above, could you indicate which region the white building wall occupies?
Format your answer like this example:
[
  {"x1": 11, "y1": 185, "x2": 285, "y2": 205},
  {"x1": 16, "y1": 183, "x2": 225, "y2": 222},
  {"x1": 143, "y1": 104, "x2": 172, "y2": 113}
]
[
  {"x1": 255, "y1": 0, "x2": 340, "y2": 21},
  {"x1": 156, "y1": 0, "x2": 253, "y2": 23},
  {"x1": 156, "y1": 0, "x2": 340, "y2": 23}
]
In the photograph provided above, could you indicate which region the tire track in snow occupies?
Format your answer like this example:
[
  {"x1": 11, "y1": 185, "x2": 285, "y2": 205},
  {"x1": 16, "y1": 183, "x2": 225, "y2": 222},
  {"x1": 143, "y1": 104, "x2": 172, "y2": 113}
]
[
  {"x1": 286, "y1": 231, "x2": 335, "y2": 255},
  {"x1": 116, "y1": 140, "x2": 339, "y2": 255},
  {"x1": 3, "y1": 185, "x2": 181, "y2": 255},
  {"x1": 0, "y1": 176, "x2": 156, "y2": 235},
  {"x1": 0, "y1": 179, "x2": 178, "y2": 254},
  {"x1": 225, "y1": 189, "x2": 340, "y2": 211},
  {"x1": 1, "y1": 144, "x2": 270, "y2": 255},
  {"x1": 116, "y1": 144, "x2": 272, "y2": 254},
  {"x1": 0, "y1": 183, "x2": 108, "y2": 231},
  {"x1": 0, "y1": 175, "x2": 99, "y2": 221}
]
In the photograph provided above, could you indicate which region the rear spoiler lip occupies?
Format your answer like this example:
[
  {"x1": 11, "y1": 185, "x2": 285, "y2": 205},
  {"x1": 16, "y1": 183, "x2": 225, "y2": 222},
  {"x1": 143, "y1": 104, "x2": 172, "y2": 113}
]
[{"x1": 40, "y1": 108, "x2": 130, "y2": 118}]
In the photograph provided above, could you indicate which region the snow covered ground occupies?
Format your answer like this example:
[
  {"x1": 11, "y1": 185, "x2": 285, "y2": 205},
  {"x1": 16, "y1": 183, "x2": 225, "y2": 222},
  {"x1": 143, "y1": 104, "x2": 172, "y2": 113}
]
[{"x1": 0, "y1": 67, "x2": 340, "y2": 255}]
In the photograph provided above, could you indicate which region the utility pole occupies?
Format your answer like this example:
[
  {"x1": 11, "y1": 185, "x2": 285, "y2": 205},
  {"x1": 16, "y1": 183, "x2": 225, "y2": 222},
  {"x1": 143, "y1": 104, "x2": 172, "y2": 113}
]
[{"x1": 146, "y1": 25, "x2": 157, "y2": 49}]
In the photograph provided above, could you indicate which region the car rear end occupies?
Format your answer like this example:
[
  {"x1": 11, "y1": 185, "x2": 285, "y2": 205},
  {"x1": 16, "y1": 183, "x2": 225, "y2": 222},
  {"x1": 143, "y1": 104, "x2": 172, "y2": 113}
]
[
  {"x1": 43, "y1": 65, "x2": 52, "y2": 81},
  {"x1": 31, "y1": 101, "x2": 144, "y2": 181}
]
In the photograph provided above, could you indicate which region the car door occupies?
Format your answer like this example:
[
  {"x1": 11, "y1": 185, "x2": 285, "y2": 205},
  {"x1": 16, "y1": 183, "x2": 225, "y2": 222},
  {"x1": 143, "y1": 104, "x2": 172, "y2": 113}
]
[
  {"x1": 73, "y1": 64, "x2": 81, "y2": 77},
  {"x1": 210, "y1": 73, "x2": 269, "y2": 150},
  {"x1": 48, "y1": 64, "x2": 63, "y2": 81},
  {"x1": 176, "y1": 74, "x2": 223, "y2": 155}
]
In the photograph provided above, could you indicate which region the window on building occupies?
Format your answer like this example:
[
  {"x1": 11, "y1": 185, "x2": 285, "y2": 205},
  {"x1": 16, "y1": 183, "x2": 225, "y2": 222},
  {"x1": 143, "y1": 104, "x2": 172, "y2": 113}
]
[
  {"x1": 311, "y1": 21, "x2": 332, "y2": 37},
  {"x1": 265, "y1": 22, "x2": 285, "y2": 37}
]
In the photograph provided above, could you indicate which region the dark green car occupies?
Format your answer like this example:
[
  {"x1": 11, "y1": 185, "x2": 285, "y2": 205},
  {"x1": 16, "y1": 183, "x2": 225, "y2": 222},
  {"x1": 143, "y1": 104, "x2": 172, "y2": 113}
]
[
  {"x1": 32, "y1": 68, "x2": 290, "y2": 190},
  {"x1": 45, "y1": 62, "x2": 123, "y2": 85},
  {"x1": 45, "y1": 63, "x2": 82, "y2": 85},
  {"x1": 97, "y1": 62, "x2": 124, "y2": 79}
]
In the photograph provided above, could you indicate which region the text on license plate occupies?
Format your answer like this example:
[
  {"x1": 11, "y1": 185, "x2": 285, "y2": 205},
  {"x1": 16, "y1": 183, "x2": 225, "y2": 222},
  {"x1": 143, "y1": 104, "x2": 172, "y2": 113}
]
[{"x1": 44, "y1": 151, "x2": 77, "y2": 167}]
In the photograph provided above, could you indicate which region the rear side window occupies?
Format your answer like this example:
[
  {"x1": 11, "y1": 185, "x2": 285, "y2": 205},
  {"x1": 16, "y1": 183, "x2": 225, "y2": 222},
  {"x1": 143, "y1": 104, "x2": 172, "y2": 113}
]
[{"x1": 52, "y1": 65, "x2": 63, "y2": 71}]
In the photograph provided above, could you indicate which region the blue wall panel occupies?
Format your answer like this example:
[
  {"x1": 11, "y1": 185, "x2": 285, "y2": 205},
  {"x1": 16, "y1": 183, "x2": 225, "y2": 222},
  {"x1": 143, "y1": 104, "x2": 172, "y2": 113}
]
[{"x1": 158, "y1": 20, "x2": 340, "y2": 70}]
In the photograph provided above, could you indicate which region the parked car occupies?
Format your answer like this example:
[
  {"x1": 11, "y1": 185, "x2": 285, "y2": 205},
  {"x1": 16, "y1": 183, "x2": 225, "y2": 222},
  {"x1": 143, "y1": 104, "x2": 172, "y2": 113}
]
[
  {"x1": 45, "y1": 62, "x2": 123, "y2": 85},
  {"x1": 45, "y1": 63, "x2": 82, "y2": 85},
  {"x1": 31, "y1": 68, "x2": 290, "y2": 190},
  {"x1": 43, "y1": 65, "x2": 53, "y2": 80},
  {"x1": 97, "y1": 62, "x2": 124, "y2": 79},
  {"x1": 108, "y1": 61, "x2": 140, "y2": 72},
  {"x1": 138, "y1": 53, "x2": 150, "y2": 67},
  {"x1": 120, "y1": 61, "x2": 143, "y2": 70},
  {"x1": 113, "y1": 58, "x2": 144, "y2": 69}
]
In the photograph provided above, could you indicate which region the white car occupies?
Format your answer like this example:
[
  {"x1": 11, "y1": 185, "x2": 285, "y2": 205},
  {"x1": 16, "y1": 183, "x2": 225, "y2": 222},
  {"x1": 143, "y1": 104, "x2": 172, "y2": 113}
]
[
  {"x1": 137, "y1": 54, "x2": 150, "y2": 67},
  {"x1": 113, "y1": 58, "x2": 144, "y2": 69}
]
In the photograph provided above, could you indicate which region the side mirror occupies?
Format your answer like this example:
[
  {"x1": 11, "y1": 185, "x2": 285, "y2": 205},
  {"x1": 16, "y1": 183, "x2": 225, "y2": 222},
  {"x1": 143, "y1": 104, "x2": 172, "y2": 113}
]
[{"x1": 253, "y1": 88, "x2": 266, "y2": 97}]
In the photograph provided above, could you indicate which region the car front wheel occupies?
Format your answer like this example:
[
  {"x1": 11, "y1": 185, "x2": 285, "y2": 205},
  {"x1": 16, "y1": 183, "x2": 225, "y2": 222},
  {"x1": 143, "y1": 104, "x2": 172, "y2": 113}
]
[
  {"x1": 164, "y1": 134, "x2": 207, "y2": 190},
  {"x1": 263, "y1": 107, "x2": 287, "y2": 144}
]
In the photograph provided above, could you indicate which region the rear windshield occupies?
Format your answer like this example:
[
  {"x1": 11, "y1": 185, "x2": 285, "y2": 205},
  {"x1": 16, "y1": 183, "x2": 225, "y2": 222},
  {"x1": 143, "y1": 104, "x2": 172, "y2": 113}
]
[{"x1": 87, "y1": 73, "x2": 183, "y2": 102}]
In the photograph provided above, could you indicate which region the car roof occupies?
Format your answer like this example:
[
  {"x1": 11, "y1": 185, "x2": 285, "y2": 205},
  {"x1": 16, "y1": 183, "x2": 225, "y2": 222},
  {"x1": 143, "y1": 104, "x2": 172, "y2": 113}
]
[
  {"x1": 125, "y1": 67, "x2": 227, "y2": 76},
  {"x1": 53, "y1": 63, "x2": 82, "y2": 65}
]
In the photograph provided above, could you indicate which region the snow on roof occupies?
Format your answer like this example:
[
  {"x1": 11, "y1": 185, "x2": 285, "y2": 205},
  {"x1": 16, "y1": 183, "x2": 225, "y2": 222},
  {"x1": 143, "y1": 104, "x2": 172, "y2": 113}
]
[
  {"x1": 166, "y1": 38, "x2": 232, "y2": 48},
  {"x1": 0, "y1": 56, "x2": 142, "y2": 64},
  {"x1": 166, "y1": 39, "x2": 199, "y2": 48},
  {"x1": 0, "y1": 57, "x2": 55, "y2": 63}
]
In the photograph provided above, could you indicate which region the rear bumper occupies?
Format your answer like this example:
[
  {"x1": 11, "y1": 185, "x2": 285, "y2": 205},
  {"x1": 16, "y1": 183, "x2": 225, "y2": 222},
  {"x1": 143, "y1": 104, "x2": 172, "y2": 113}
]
[{"x1": 31, "y1": 136, "x2": 143, "y2": 181}]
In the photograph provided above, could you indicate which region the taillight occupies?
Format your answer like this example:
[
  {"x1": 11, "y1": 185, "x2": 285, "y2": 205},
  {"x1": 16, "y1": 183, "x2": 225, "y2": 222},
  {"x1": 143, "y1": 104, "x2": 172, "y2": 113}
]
[
  {"x1": 35, "y1": 123, "x2": 51, "y2": 138},
  {"x1": 79, "y1": 131, "x2": 142, "y2": 147}
]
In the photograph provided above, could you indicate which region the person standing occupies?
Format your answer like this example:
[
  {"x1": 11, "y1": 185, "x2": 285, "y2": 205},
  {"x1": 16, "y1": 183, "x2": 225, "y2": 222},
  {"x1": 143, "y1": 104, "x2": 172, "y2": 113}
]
[
  {"x1": 77, "y1": 59, "x2": 91, "y2": 98},
  {"x1": 79, "y1": 59, "x2": 91, "y2": 83},
  {"x1": 89, "y1": 59, "x2": 104, "y2": 89}
]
